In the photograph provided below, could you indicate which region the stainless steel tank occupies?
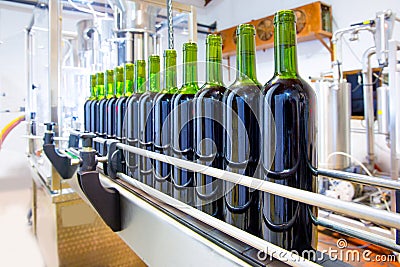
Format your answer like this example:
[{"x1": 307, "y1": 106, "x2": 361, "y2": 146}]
[
  {"x1": 76, "y1": 19, "x2": 94, "y2": 68},
  {"x1": 76, "y1": 18, "x2": 115, "y2": 70},
  {"x1": 114, "y1": 1, "x2": 160, "y2": 63},
  {"x1": 315, "y1": 81, "x2": 351, "y2": 169}
]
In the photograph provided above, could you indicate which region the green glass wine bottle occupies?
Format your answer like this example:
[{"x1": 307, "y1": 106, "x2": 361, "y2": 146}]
[
  {"x1": 194, "y1": 34, "x2": 226, "y2": 218},
  {"x1": 126, "y1": 60, "x2": 146, "y2": 179},
  {"x1": 154, "y1": 49, "x2": 178, "y2": 195},
  {"x1": 97, "y1": 70, "x2": 109, "y2": 155},
  {"x1": 105, "y1": 66, "x2": 120, "y2": 139},
  {"x1": 85, "y1": 74, "x2": 96, "y2": 132},
  {"x1": 139, "y1": 55, "x2": 160, "y2": 187},
  {"x1": 103, "y1": 69, "x2": 115, "y2": 140},
  {"x1": 262, "y1": 10, "x2": 317, "y2": 253},
  {"x1": 223, "y1": 24, "x2": 262, "y2": 236},
  {"x1": 120, "y1": 62, "x2": 134, "y2": 143},
  {"x1": 90, "y1": 73, "x2": 100, "y2": 134},
  {"x1": 171, "y1": 42, "x2": 199, "y2": 205},
  {"x1": 114, "y1": 66, "x2": 126, "y2": 143}
]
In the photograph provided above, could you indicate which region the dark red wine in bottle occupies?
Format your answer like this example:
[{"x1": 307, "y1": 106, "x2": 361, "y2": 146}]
[
  {"x1": 139, "y1": 55, "x2": 160, "y2": 187},
  {"x1": 105, "y1": 66, "x2": 121, "y2": 139},
  {"x1": 223, "y1": 24, "x2": 262, "y2": 236},
  {"x1": 262, "y1": 10, "x2": 317, "y2": 252},
  {"x1": 171, "y1": 42, "x2": 199, "y2": 205},
  {"x1": 126, "y1": 60, "x2": 146, "y2": 179},
  {"x1": 153, "y1": 49, "x2": 177, "y2": 195},
  {"x1": 90, "y1": 72, "x2": 101, "y2": 136},
  {"x1": 84, "y1": 74, "x2": 96, "y2": 132},
  {"x1": 194, "y1": 34, "x2": 225, "y2": 219}
]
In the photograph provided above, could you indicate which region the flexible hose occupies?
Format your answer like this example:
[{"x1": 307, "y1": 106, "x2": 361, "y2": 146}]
[{"x1": 0, "y1": 115, "x2": 25, "y2": 149}]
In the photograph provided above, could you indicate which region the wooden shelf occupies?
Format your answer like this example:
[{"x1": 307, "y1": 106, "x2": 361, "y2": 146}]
[{"x1": 220, "y1": 2, "x2": 333, "y2": 59}]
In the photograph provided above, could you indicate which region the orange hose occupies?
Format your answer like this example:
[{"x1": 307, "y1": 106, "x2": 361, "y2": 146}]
[{"x1": 0, "y1": 115, "x2": 25, "y2": 149}]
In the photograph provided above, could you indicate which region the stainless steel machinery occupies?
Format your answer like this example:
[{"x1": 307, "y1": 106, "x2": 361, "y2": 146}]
[{"x1": 25, "y1": 1, "x2": 400, "y2": 266}]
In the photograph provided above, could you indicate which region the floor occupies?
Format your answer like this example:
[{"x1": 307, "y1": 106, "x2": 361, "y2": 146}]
[{"x1": 0, "y1": 132, "x2": 45, "y2": 266}]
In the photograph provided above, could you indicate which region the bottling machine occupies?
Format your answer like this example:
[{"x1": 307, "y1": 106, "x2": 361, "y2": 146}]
[{"x1": 24, "y1": 0, "x2": 400, "y2": 266}]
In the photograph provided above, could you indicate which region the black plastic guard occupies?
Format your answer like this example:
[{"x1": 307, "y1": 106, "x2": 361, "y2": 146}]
[
  {"x1": 43, "y1": 144, "x2": 78, "y2": 179},
  {"x1": 107, "y1": 140, "x2": 125, "y2": 179},
  {"x1": 77, "y1": 170, "x2": 121, "y2": 232}
]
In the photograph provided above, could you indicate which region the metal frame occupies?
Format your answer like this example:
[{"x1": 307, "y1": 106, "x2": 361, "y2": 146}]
[
  {"x1": 116, "y1": 143, "x2": 400, "y2": 230},
  {"x1": 67, "y1": 170, "x2": 320, "y2": 267},
  {"x1": 388, "y1": 39, "x2": 400, "y2": 242}
]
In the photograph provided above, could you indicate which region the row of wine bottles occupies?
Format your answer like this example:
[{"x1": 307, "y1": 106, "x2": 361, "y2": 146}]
[{"x1": 84, "y1": 10, "x2": 317, "y2": 253}]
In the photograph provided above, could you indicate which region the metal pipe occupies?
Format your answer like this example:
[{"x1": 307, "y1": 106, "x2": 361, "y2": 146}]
[
  {"x1": 115, "y1": 173, "x2": 320, "y2": 267},
  {"x1": 49, "y1": 0, "x2": 61, "y2": 136},
  {"x1": 318, "y1": 168, "x2": 400, "y2": 190},
  {"x1": 317, "y1": 217, "x2": 400, "y2": 252},
  {"x1": 331, "y1": 24, "x2": 374, "y2": 82},
  {"x1": 97, "y1": 156, "x2": 108, "y2": 163},
  {"x1": 188, "y1": 5, "x2": 197, "y2": 42},
  {"x1": 388, "y1": 40, "x2": 400, "y2": 245},
  {"x1": 362, "y1": 47, "x2": 377, "y2": 170},
  {"x1": 116, "y1": 143, "x2": 400, "y2": 230}
]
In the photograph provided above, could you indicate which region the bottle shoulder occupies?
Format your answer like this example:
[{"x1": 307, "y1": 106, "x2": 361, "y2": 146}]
[
  {"x1": 179, "y1": 83, "x2": 199, "y2": 95},
  {"x1": 195, "y1": 83, "x2": 226, "y2": 100},
  {"x1": 127, "y1": 93, "x2": 142, "y2": 104},
  {"x1": 171, "y1": 92, "x2": 195, "y2": 106},
  {"x1": 224, "y1": 79, "x2": 262, "y2": 102},
  {"x1": 263, "y1": 76, "x2": 315, "y2": 98},
  {"x1": 154, "y1": 92, "x2": 174, "y2": 103},
  {"x1": 139, "y1": 91, "x2": 158, "y2": 103}
]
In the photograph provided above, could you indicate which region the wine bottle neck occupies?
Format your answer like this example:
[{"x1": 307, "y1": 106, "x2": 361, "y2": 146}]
[
  {"x1": 236, "y1": 33, "x2": 257, "y2": 82},
  {"x1": 112, "y1": 66, "x2": 122, "y2": 98},
  {"x1": 90, "y1": 74, "x2": 96, "y2": 100},
  {"x1": 106, "y1": 70, "x2": 114, "y2": 99},
  {"x1": 124, "y1": 63, "x2": 134, "y2": 97},
  {"x1": 182, "y1": 43, "x2": 199, "y2": 93},
  {"x1": 97, "y1": 72, "x2": 105, "y2": 99},
  {"x1": 274, "y1": 20, "x2": 298, "y2": 78},
  {"x1": 164, "y1": 50, "x2": 177, "y2": 94},
  {"x1": 115, "y1": 81, "x2": 123, "y2": 98},
  {"x1": 206, "y1": 35, "x2": 223, "y2": 86},
  {"x1": 149, "y1": 55, "x2": 160, "y2": 93},
  {"x1": 135, "y1": 60, "x2": 146, "y2": 94}
]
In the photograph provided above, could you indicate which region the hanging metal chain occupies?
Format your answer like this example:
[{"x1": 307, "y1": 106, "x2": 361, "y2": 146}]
[{"x1": 167, "y1": 0, "x2": 174, "y2": 49}]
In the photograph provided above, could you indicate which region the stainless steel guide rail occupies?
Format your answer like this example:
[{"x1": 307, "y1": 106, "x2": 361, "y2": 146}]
[
  {"x1": 116, "y1": 143, "x2": 400, "y2": 230},
  {"x1": 318, "y1": 168, "x2": 400, "y2": 190},
  {"x1": 112, "y1": 173, "x2": 320, "y2": 267}
]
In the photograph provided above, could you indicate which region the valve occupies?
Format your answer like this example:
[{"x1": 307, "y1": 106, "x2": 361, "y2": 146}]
[
  {"x1": 43, "y1": 122, "x2": 56, "y2": 145},
  {"x1": 79, "y1": 132, "x2": 97, "y2": 172}
]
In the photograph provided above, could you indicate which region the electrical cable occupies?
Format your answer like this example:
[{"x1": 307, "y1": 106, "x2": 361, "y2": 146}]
[
  {"x1": 351, "y1": 67, "x2": 384, "y2": 92},
  {"x1": 0, "y1": 115, "x2": 25, "y2": 149}
]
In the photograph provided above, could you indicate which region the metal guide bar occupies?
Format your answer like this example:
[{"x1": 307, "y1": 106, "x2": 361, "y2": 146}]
[
  {"x1": 318, "y1": 168, "x2": 400, "y2": 190},
  {"x1": 317, "y1": 217, "x2": 400, "y2": 252},
  {"x1": 116, "y1": 143, "x2": 400, "y2": 230},
  {"x1": 115, "y1": 173, "x2": 321, "y2": 267}
]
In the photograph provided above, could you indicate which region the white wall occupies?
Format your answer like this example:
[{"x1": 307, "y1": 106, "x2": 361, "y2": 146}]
[
  {"x1": 197, "y1": 0, "x2": 400, "y2": 171},
  {"x1": 0, "y1": 2, "x2": 90, "y2": 159},
  {"x1": 198, "y1": 0, "x2": 400, "y2": 82}
]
